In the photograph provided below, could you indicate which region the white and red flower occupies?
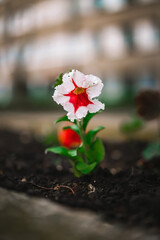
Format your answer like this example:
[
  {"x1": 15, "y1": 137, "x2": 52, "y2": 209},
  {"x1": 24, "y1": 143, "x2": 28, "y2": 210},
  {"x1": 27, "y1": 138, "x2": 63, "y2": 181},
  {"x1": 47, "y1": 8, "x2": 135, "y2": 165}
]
[{"x1": 53, "y1": 70, "x2": 105, "y2": 122}]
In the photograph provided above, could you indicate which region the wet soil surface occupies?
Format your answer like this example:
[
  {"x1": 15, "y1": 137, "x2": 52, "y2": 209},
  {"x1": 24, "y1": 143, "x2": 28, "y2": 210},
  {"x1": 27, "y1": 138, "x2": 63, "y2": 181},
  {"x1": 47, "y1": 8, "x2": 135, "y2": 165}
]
[{"x1": 0, "y1": 129, "x2": 160, "y2": 232}]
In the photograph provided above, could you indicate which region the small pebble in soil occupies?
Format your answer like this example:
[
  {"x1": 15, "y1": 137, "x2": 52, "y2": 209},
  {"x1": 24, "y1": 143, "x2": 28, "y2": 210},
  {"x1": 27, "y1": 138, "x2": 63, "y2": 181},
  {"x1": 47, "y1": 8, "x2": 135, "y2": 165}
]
[
  {"x1": 110, "y1": 168, "x2": 117, "y2": 175},
  {"x1": 88, "y1": 184, "x2": 96, "y2": 194},
  {"x1": 56, "y1": 165, "x2": 63, "y2": 171},
  {"x1": 21, "y1": 177, "x2": 27, "y2": 182}
]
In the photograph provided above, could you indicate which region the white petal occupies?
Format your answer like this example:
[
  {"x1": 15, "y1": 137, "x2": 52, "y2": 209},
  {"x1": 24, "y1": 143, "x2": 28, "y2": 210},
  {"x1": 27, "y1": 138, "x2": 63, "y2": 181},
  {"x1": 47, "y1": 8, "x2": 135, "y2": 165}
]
[
  {"x1": 63, "y1": 102, "x2": 75, "y2": 122},
  {"x1": 53, "y1": 91, "x2": 69, "y2": 105},
  {"x1": 86, "y1": 75, "x2": 104, "y2": 99},
  {"x1": 67, "y1": 112, "x2": 76, "y2": 122},
  {"x1": 73, "y1": 70, "x2": 86, "y2": 87},
  {"x1": 88, "y1": 99, "x2": 105, "y2": 113},
  {"x1": 56, "y1": 80, "x2": 74, "y2": 94},
  {"x1": 62, "y1": 70, "x2": 74, "y2": 83},
  {"x1": 81, "y1": 77, "x2": 92, "y2": 88},
  {"x1": 75, "y1": 106, "x2": 88, "y2": 120}
]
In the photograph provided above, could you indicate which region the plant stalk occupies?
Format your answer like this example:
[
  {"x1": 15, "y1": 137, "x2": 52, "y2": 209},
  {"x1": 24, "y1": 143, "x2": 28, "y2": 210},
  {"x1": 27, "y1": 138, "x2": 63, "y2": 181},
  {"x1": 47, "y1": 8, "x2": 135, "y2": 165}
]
[
  {"x1": 157, "y1": 116, "x2": 160, "y2": 142},
  {"x1": 77, "y1": 119, "x2": 88, "y2": 163}
]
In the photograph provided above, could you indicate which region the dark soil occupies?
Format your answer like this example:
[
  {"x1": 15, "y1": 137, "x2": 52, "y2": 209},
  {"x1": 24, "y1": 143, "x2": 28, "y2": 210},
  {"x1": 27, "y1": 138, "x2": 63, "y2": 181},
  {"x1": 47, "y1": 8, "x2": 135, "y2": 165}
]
[{"x1": 0, "y1": 129, "x2": 160, "y2": 232}]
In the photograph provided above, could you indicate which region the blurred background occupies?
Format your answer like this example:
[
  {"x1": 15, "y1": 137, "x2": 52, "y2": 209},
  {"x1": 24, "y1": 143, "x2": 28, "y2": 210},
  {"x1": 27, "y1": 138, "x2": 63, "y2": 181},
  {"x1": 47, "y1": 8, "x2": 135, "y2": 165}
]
[{"x1": 0, "y1": 0, "x2": 159, "y2": 139}]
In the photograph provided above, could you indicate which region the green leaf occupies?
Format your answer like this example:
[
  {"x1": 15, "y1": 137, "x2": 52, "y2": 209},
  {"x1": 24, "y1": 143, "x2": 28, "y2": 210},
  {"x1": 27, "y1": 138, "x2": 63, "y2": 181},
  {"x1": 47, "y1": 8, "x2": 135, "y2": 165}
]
[
  {"x1": 56, "y1": 115, "x2": 76, "y2": 124},
  {"x1": 120, "y1": 116, "x2": 144, "y2": 135},
  {"x1": 56, "y1": 115, "x2": 71, "y2": 124},
  {"x1": 52, "y1": 73, "x2": 63, "y2": 88},
  {"x1": 76, "y1": 162, "x2": 97, "y2": 174},
  {"x1": 86, "y1": 126, "x2": 104, "y2": 144},
  {"x1": 83, "y1": 112, "x2": 99, "y2": 131},
  {"x1": 142, "y1": 142, "x2": 160, "y2": 161},
  {"x1": 46, "y1": 146, "x2": 77, "y2": 158},
  {"x1": 77, "y1": 143, "x2": 84, "y2": 154},
  {"x1": 91, "y1": 138, "x2": 105, "y2": 163},
  {"x1": 71, "y1": 155, "x2": 84, "y2": 163},
  {"x1": 63, "y1": 125, "x2": 80, "y2": 135}
]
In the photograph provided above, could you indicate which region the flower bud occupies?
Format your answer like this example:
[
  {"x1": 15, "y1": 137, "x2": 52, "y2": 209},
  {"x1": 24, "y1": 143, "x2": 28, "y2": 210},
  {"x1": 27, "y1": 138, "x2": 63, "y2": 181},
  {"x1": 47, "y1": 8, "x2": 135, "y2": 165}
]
[{"x1": 58, "y1": 126, "x2": 81, "y2": 149}]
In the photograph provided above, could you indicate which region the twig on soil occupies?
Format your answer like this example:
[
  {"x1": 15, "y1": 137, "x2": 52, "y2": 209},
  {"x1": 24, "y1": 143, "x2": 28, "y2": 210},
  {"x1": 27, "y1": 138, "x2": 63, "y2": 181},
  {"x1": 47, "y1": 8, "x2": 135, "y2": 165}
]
[
  {"x1": 6, "y1": 176, "x2": 75, "y2": 195},
  {"x1": 54, "y1": 185, "x2": 75, "y2": 195},
  {"x1": 29, "y1": 182, "x2": 75, "y2": 195}
]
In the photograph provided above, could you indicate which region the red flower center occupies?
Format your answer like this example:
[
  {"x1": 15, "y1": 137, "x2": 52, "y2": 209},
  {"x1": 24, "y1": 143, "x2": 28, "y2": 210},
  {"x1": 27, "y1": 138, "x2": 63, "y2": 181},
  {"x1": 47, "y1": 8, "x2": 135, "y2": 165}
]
[{"x1": 64, "y1": 79, "x2": 93, "y2": 113}]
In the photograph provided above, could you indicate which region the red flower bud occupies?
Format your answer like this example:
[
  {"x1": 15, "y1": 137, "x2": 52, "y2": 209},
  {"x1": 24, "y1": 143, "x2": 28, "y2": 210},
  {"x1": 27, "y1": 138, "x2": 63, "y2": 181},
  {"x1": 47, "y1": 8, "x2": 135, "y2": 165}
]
[{"x1": 58, "y1": 126, "x2": 81, "y2": 149}]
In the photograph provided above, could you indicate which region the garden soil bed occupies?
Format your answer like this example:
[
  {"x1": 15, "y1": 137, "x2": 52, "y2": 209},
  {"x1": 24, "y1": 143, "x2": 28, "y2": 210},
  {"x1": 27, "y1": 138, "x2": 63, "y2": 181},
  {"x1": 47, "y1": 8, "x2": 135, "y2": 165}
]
[{"x1": 0, "y1": 129, "x2": 160, "y2": 232}]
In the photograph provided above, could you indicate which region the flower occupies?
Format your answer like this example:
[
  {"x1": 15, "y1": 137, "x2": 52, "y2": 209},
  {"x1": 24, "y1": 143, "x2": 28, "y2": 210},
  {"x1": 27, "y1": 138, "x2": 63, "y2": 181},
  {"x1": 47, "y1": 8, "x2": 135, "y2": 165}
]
[
  {"x1": 136, "y1": 89, "x2": 160, "y2": 120},
  {"x1": 58, "y1": 125, "x2": 81, "y2": 149},
  {"x1": 53, "y1": 70, "x2": 105, "y2": 121}
]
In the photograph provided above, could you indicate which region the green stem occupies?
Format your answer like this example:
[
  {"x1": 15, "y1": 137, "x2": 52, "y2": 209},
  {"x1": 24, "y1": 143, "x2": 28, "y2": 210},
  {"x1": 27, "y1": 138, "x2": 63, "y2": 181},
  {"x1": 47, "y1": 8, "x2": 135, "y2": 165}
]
[
  {"x1": 157, "y1": 116, "x2": 160, "y2": 142},
  {"x1": 69, "y1": 159, "x2": 82, "y2": 177},
  {"x1": 77, "y1": 119, "x2": 88, "y2": 163}
]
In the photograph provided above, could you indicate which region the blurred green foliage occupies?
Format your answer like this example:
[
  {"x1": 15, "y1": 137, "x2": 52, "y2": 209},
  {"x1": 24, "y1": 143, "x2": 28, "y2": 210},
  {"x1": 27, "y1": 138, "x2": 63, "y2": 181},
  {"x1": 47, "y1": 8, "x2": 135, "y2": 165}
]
[
  {"x1": 42, "y1": 132, "x2": 58, "y2": 147},
  {"x1": 142, "y1": 142, "x2": 160, "y2": 161},
  {"x1": 120, "y1": 115, "x2": 144, "y2": 135}
]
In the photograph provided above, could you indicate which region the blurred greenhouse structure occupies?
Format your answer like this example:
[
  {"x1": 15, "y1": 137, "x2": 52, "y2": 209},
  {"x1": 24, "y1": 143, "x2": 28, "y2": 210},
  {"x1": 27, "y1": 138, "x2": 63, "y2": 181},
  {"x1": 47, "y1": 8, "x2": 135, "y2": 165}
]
[{"x1": 0, "y1": 0, "x2": 159, "y2": 110}]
